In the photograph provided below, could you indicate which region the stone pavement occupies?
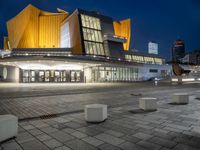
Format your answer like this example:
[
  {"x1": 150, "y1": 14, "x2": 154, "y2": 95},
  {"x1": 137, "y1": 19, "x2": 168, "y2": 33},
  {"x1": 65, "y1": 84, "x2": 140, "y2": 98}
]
[
  {"x1": 1, "y1": 86, "x2": 200, "y2": 149},
  {"x1": 0, "y1": 83, "x2": 198, "y2": 120}
]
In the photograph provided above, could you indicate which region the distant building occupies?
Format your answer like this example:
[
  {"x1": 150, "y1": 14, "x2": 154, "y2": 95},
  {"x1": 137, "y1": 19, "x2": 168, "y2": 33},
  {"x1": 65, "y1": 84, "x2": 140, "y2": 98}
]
[
  {"x1": 181, "y1": 50, "x2": 200, "y2": 65},
  {"x1": 172, "y1": 39, "x2": 185, "y2": 62},
  {"x1": 148, "y1": 41, "x2": 158, "y2": 55}
]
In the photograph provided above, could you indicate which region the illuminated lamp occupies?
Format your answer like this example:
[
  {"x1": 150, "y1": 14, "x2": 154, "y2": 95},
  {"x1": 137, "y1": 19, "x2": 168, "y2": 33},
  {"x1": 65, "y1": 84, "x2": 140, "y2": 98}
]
[
  {"x1": 171, "y1": 78, "x2": 178, "y2": 82},
  {"x1": 182, "y1": 78, "x2": 195, "y2": 82}
]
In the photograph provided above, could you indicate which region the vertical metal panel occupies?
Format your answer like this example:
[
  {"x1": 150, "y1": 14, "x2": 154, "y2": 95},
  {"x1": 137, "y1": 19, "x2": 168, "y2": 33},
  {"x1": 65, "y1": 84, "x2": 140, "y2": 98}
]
[
  {"x1": 39, "y1": 14, "x2": 67, "y2": 48},
  {"x1": 113, "y1": 19, "x2": 131, "y2": 51},
  {"x1": 6, "y1": 4, "x2": 68, "y2": 49},
  {"x1": 61, "y1": 10, "x2": 82, "y2": 54}
]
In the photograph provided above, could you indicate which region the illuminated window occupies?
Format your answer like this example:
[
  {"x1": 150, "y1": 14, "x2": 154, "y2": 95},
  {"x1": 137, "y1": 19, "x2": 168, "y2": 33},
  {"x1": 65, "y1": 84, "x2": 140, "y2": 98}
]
[
  {"x1": 154, "y1": 58, "x2": 163, "y2": 64},
  {"x1": 81, "y1": 14, "x2": 101, "y2": 30},
  {"x1": 144, "y1": 57, "x2": 154, "y2": 64},
  {"x1": 81, "y1": 14, "x2": 106, "y2": 56}
]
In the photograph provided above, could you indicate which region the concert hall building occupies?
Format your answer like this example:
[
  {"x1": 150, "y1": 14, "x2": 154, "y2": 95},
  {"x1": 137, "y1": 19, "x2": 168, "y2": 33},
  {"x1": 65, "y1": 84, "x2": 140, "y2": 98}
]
[{"x1": 0, "y1": 4, "x2": 171, "y2": 83}]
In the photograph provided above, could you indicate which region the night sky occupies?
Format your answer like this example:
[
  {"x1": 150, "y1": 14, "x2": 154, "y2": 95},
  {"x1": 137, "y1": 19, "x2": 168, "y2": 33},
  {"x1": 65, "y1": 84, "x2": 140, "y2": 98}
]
[{"x1": 0, "y1": 0, "x2": 200, "y2": 60}]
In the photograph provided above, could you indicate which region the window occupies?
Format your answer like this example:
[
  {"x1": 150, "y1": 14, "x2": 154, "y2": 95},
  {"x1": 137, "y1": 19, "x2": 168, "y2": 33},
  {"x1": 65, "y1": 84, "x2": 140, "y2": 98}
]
[
  {"x1": 81, "y1": 14, "x2": 106, "y2": 56},
  {"x1": 154, "y1": 58, "x2": 163, "y2": 64},
  {"x1": 144, "y1": 57, "x2": 154, "y2": 64},
  {"x1": 60, "y1": 22, "x2": 71, "y2": 48},
  {"x1": 81, "y1": 14, "x2": 101, "y2": 30},
  {"x1": 149, "y1": 69, "x2": 158, "y2": 73}
]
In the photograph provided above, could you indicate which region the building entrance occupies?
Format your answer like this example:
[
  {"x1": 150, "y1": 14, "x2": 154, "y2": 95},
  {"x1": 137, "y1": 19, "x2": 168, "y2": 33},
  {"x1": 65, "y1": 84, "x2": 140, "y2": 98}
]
[
  {"x1": 70, "y1": 71, "x2": 81, "y2": 82},
  {"x1": 22, "y1": 70, "x2": 83, "y2": 83}
]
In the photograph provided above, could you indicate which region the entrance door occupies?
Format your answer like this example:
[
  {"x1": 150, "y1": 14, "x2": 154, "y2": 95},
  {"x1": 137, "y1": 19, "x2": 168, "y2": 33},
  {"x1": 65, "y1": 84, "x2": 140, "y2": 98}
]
[
  {"x1": 39, "y1": 71, "x2": 45, "y2": 82},
  {"x1": 70, "y1": 71, "x2": 81, "y2": 82},
  {"x1": 55, "y1": 71, "x2": 61, "y2": 82},
  {"x1": 45, "y1": 71, "x2": 50, "y2": 82},
  {"x1": 30, "y1": 71, "x2": 35, "y2": 82}
]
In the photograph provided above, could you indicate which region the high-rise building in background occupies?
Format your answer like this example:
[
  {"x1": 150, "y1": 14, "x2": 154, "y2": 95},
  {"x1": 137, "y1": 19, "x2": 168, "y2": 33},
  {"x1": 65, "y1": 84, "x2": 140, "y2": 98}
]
[
  {"x1": 172, "y1": 39, "x2": 185, "y2": 62},
  {"x1": 148, "y1": 41, "x2": 158, "y2": 55}
]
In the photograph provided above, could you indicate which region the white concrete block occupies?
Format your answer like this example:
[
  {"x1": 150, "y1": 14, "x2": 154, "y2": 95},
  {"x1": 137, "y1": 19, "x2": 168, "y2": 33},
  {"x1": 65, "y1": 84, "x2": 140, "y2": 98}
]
[
  {"x1": 0, "y1": 115, "x2": 18, "y2": 142},
  {"x1": 195, "y1": 91, "x2": 200, "y2": 99},
  {"x1": 172, "y1": 93, "x2": 189, "y2": 104},
  {"x1": 85, "y1": 104, "x2": 107, "y2": 122},
  {"x1": 139, "y1": 97, "x2": 157, "y2": 111}
]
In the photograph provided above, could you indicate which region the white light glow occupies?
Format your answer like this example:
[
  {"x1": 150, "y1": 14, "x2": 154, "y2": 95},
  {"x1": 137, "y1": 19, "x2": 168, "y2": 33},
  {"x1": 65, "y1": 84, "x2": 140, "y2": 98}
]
[
  {"x1": 171, "y1": 78, "x2": 178, "y2": 82},
  {"x1": 182, "y1": 78, "x2": 195, "y2": 82},
  {"x1": 15, "y1": 63, "x2": 83, "y2": 70}
]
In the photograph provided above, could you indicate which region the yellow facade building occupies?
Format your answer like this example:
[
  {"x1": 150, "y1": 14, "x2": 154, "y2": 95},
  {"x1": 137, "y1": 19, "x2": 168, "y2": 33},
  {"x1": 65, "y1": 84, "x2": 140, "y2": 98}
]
[{"x1": 6, "y1": 4, "x2": 69, "y2": 49}]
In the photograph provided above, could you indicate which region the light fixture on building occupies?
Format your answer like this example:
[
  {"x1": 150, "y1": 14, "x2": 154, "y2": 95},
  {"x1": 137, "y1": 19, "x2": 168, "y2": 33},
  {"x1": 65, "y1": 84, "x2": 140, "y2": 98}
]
[
  {"x1": 106, "y1": 57, "x2": 110, "y2": 59},
  {"x1": 118, "y1": 58, "x2": 121, "y2": 61},
  {"x1": 93, "y1": 55, "x2": 96, "y2": 58}
]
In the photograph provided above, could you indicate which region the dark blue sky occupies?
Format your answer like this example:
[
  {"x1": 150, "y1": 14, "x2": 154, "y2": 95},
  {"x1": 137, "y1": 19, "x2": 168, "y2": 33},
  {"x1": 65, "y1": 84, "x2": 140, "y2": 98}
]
[{"x1": 0, "y1": 0, "x2": 200, "y2": 60}]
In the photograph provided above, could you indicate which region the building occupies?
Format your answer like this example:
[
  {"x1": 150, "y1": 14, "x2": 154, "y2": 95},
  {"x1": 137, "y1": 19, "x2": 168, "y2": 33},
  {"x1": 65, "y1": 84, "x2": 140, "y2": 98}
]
[
  {"x1": 148, "y1": 41, "x2": 158, "y2": 55},
  {"x1": 172, "y1": 39, "x2": 185, "y2": 62},
  {"x1": 181, "y1": 50, "x2": 200, "y2": 65},
  {"x1": 0, "y1": 4, "x2": 171, "y2": 83}
]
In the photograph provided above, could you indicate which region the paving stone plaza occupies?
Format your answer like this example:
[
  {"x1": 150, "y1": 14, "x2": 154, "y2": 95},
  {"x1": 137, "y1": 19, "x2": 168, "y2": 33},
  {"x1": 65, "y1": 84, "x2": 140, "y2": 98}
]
[{"x1": 1, "y1": 82, "x2": 200, "y2": 150}]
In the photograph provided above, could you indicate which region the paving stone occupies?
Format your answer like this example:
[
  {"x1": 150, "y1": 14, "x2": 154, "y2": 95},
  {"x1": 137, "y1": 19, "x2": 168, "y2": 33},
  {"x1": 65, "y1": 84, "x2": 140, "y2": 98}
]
[
  {"x1": 119, "y1": 142, "x2": 147, "y2": 150},
  {"x1": 121, "y1": 135, "x2": 141, "y2": 143},
  {"x1": 28, "y1": 128, "x2": 43, "y2": 136},
  {"x1": 36, "y1": 133, "x2": 52, "y2": 141},
  {"x1": 34, "y1": 122, "x2": 49, "y2": 128},
  {"x1": 173, "y1": 144, "x2": 199, "y2": 150},
  {"x1": 132, "y1": 132, "x2": 152, "y2": 140},
  {"x1": 23, "y1": 125, "x2": 35, "y2": 130},
  {"x1": 148, "y1": 136, "x2": 177, "y2": 148},
  {"x1": 71, "y1": 131, "x2": 88, "y2": 139},
  {"x1": 77, "y1": 127, "x2": 102, "y2": 136},
  {"x1": 16, "y1": 132, "x2": 35, "y2": 144},
  {"x1": 95, "y1": 133, "x2": 125, "y2": 146},
  {"x1": 49, "y1": 131, "x2": 75, "y2": 142},
  {"x1": 40, "y1": 126, "x2": 58, "y2": 134},
  {"x1": 62, "y1": 128, "x2": 76, "y2": 134},
  {"x1": 1, "y1": 141, "x2": 22, "y2": 150},
  {"x1": 43, "y1": 139, "x2": 63, "y2": 149},
  {"x1": 65, "y1": 139, "x2": 98, "y2": 150},
  {"x1": 105, "y1": 130, "x2": 124, "y2": 137},
  {"x1": 18, "y1": 126, "x2": 26, "y2": 133},
  {"x1": 53, "y1": 117, "x2": 70, "y2": 123},
  {"x1": 137, "y1": 140, "x2": 162, "y2": 150},
  {"x1": 54, "y1": 146, "x2": 71, "y2": 150},
  {"x1": 98, "y1": 143, "x2": 121, "y2": 150},
  {"x1": 65, "y1": 121, "x2": 83, "y2": 129},
  {"x1": 82, "y1": 136, "x2": 104, "y2": 146},
  {"x1": 20, "y1": 139, "x2": 49, "y2": 150},
  {"x1": 159, "y1": 148, "x2": 171, "y2": 150}
]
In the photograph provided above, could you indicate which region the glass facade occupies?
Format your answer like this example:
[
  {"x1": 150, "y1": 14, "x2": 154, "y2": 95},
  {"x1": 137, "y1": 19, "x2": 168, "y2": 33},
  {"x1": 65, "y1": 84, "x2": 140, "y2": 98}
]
[
  {"x1": 81, "y1": 14, "x2": 107, "y2": 56},
  {"x1": 91, "y1": 66, "x2": 138, "y2": 82},
  {"x1": 22, "y1": 70, "x2": 83, "y2": 83}
]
